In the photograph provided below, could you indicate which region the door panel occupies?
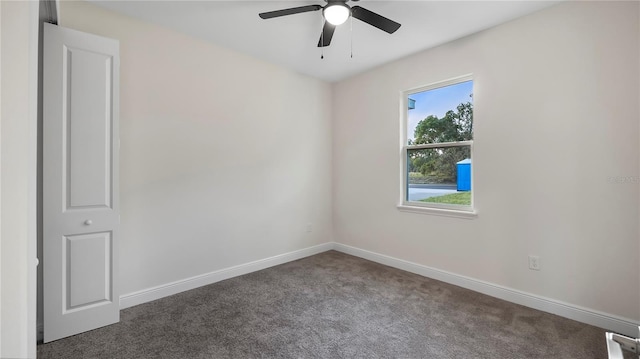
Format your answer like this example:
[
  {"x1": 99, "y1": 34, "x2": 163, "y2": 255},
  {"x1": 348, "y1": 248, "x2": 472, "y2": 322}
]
[
  {"x1": 43, "y1": 23, "x2": 120, "y2": 343},
  {"x1": 66, "y1": 47, "x2": 113, "y2": 209},
  {"x1": 65, "y1": 231, "x2": 112, "y2": 310}
]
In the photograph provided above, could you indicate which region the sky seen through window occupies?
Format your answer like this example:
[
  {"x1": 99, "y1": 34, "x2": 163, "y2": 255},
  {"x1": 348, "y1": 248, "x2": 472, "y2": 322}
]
[{"x1": 407, "y1": 80, "x2": 473, "y2": 143}]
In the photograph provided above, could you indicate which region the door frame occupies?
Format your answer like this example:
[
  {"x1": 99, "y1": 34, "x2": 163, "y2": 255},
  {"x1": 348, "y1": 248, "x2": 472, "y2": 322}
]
[
  {"x1": 0, "y1": 0, "x2": 40, "y2": 357},
  {"x1": 36, "y1": 0, "x2": 58, "y2": 345},
  {"x1": 36, "y1": 0, "x2": 59, "y2": 342}
]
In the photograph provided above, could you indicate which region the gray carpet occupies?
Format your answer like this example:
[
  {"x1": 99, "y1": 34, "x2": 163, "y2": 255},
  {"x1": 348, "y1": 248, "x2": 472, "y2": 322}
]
[{"x1": 38, "y1": 250, "x2": 615, "y2": 358}]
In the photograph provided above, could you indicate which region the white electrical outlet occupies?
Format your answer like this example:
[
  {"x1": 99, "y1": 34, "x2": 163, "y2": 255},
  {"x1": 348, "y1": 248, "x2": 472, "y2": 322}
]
[
  {"x1": 528, "y1": 255, "x2": 541, "y2": 271},
  {"x1": 306, "y1": 223, "x2": 313, "y2": 233}
]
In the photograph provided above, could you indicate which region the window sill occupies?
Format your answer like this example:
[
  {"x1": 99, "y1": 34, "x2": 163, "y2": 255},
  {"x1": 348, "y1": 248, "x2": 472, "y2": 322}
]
[{"x1": 397, "y1": 204, "x2": 478, "y2": 219}]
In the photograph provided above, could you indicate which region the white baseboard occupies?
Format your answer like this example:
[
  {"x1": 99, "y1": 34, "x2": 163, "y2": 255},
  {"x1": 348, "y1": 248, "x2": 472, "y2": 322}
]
[
  {"x1": 119, "y1": 242, "x2": 333, "y2": 309},
  {"x1": 117, "y1": 241, "x2": 638, "y2": 338},
  {"x1": 332, "y1": 243, "x2": 639, "y2": 337}
]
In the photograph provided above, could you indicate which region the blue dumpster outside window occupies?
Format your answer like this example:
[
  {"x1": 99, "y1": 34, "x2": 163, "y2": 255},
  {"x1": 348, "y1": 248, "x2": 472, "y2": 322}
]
[{"x1": 456, "y1": 158, "x2": 471, "y2": 191}]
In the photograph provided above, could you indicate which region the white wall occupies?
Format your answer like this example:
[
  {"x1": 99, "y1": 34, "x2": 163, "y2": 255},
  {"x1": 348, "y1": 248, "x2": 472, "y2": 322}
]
[
  {"x1": 1, "y1": 0, "x2": 3, "y2": 353},
  {"x1": 58, "y1": 1, "x2": 333, "y2": 296},
  {"x1": 0, "y1": 0, "x2": 38, "y2": 357},
  {"x1": 333, "y1": 1, "x2": 640, "y2": 323}
]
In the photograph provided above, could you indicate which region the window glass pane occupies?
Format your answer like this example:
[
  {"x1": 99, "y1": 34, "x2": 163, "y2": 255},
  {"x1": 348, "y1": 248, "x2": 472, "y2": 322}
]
[
  {"x1": 407, "y1": 147, "x2": 471, "y2": 206},
  {"x1": 407, "y1": 80, "x2": 473, "y2": 145}
]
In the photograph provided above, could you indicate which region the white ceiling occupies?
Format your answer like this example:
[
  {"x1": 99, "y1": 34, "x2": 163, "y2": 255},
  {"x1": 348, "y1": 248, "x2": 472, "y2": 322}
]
[{"x1": 91, "y1": 0, "x2": 559, "y2": 82}]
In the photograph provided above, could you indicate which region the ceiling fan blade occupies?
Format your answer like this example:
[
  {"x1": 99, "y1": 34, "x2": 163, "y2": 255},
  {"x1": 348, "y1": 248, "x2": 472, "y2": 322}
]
[
  {"x1": 317, "y1": 21, "x2": 336, "y2": 47},
  {"x1": 259, "y1": 5, "x2": 322, "y2": 19},
  {"x1": 351, "y1": 6, "x2": 401, "y2": 34}
]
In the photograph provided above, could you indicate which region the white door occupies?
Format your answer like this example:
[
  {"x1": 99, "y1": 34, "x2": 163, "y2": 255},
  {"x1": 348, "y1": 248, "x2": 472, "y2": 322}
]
[{"x1": 43, "y1": 23, "x2": 120, "y2": 343}]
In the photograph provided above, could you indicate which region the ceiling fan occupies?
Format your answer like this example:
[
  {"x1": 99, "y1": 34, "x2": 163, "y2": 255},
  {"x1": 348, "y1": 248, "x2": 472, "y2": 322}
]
[{"x1": 259, "y1": 0, "x2": 401, "y2": 48}]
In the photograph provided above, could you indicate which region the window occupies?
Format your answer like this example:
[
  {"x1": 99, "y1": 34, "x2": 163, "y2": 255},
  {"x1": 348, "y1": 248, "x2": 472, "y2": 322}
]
[{"x1": 399, "y1": 75, "x2": 475, "y2": 217}]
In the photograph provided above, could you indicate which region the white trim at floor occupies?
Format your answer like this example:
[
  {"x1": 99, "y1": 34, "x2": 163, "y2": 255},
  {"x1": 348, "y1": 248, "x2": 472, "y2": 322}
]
[
  {"x1": 119, "y1": 242, "x2": 333, "y2": 309},
  {"x1": 118, "y1": 241, "x2": 638, "y2": 337},
  {"x1": 332, "y1": 243, "x2": 639, "y2": 337}
]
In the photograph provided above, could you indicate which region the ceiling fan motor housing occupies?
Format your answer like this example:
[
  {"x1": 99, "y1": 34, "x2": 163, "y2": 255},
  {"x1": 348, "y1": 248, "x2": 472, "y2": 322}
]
[{"x1": 323, "y1": 1, "x2": 351, "y2": 26}]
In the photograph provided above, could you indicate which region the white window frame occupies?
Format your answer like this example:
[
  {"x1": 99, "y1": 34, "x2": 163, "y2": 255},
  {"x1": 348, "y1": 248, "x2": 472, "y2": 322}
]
[{"x1": 398, "y1": 74, "x2": 477, "y2": 219}]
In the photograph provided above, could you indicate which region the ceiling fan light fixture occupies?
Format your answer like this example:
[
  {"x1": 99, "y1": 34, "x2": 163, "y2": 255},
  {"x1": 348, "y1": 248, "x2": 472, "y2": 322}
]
[{"x1": 323, "y1": 4, "x2": 350, "y2": 26}]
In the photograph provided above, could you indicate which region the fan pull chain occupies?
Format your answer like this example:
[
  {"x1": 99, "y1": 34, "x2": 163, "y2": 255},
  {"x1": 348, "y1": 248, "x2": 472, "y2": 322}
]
[
  {"x1": 320, "y1": 16, "x2": 324, "y2": 60},
  {"x1": 350, "y1": 15, "x2": 353, "y2": 58},
  {"x1": 321, "y1": 30, "x2": 324, "y2": 60}
]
